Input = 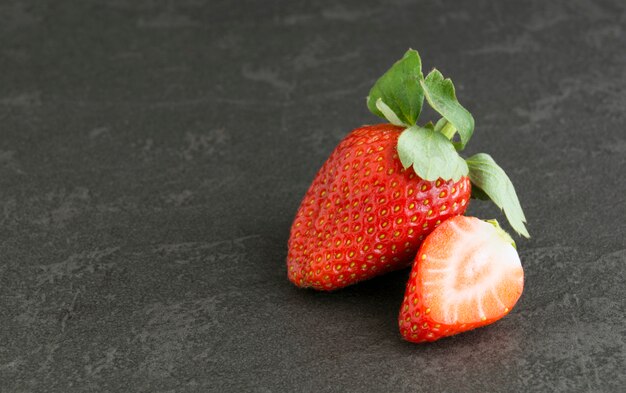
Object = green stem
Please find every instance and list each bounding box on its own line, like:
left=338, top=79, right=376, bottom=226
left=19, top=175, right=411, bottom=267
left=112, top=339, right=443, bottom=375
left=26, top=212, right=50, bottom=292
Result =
left=440, top=122, right=457, bottom=140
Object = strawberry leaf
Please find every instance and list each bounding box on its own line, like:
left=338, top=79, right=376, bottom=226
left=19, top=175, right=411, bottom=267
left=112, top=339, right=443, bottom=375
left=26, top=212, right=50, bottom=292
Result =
left=421, top=69, right=474, bottom=150
left=466, top=153, right=530, bottom=238
left=397, top=125, right=468, bottom=182
left=367, top=49, right=424, bottom=126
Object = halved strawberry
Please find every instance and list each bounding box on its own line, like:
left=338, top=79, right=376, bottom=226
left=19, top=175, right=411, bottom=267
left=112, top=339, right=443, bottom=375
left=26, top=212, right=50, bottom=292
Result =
left=399, top=216, right=524, bottom=343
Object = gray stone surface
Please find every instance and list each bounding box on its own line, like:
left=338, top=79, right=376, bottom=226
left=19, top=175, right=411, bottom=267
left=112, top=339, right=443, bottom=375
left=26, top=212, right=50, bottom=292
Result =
left=0, top=0, right=624, bottom=391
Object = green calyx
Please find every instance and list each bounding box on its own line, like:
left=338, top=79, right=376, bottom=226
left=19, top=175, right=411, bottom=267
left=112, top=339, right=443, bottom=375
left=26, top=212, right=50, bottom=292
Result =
left=367, top=49, right=529, bottom=238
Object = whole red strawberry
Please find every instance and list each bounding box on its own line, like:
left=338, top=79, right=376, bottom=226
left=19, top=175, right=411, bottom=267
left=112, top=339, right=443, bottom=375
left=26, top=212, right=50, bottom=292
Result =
left=288, top=49, right=529, bottom=291
left=288, top=124, right=471, bottom=290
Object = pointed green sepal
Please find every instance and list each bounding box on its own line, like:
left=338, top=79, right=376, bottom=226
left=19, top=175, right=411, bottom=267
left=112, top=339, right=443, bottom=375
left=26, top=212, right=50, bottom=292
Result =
left=466, top=153, right=530, bottom=238
left=421, top=69, right=474, bottom=149
left=367, top=49, right=424, bottom=126
left=397, top=125, right=468, bottom=182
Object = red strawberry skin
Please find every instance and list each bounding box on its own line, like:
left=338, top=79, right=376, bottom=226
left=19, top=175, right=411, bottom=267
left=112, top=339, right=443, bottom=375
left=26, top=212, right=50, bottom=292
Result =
left=398, top=216, right=524, bottom=343
left=287, top=124, right=471, bottom=291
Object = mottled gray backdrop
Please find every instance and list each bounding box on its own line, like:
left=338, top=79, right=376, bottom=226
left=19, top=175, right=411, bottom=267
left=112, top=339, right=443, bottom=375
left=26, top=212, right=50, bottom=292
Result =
left=0, top=0, right=624, bottom=392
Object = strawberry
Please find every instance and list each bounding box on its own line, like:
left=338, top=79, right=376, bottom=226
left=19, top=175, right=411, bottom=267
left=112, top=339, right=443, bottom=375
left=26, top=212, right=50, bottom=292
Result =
left=287, top=124, right=471, bottom=290
left=398, top=216, right=524, bottom=343
left=288, top=49, right=529, bottom=291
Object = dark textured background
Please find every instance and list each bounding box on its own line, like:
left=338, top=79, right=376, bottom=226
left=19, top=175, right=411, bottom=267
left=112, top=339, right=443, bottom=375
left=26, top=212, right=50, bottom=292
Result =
left=0, top=0, right=625, bottom=392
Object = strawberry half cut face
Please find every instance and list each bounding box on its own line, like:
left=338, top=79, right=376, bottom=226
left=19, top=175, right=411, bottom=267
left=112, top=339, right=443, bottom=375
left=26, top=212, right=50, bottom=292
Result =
left=399, top=216, right=524, bottom=343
